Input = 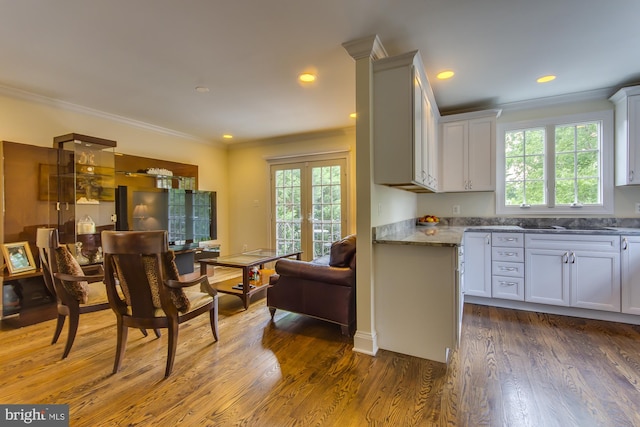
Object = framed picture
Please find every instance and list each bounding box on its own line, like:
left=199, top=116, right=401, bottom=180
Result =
left=2, top=241, right=37, bottom=275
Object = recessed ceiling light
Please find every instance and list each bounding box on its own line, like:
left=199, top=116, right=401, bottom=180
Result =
left=349, top=112, right=357, bottom=119
left=195, top=86, right=210, bottom=93
left=298, top=73, right=317, bottom=83
left=436, top=70, right=455, bottom=80
left=222, top=134, right=233, bottom=140
left=536, top=75, right=556, bottom=83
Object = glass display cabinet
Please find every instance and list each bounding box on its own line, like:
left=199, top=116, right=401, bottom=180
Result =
left=53, top=133, right=117, bottom=265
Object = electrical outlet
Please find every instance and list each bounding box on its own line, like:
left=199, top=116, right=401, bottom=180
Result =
left=636, top=203, right=640, bottom=214
left=242, top=244, right=248, bottom=252
left=452, top=205, right=461, bottom=215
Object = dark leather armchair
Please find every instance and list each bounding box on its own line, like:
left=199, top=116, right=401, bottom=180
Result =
left=267, top=235, right=356, bottom=335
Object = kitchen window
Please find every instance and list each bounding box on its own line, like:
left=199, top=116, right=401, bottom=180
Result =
left=496, top=110, right=613, bottom=215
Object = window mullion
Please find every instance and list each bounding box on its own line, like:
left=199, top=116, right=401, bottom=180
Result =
left=546, top=124, right=555, bottom=208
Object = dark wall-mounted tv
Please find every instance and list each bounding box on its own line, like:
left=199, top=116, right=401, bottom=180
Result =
left=116, top=186, right=217, bottom=245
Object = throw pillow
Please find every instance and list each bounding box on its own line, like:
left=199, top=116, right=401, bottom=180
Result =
left=140, top=251, right=190, bottom=313
left=54, top=246, right=89, bottom=304
left=329, top=235, right=356, bottom=267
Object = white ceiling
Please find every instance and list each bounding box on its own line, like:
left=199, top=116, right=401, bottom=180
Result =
left=1, top=0, right=639, bottom=144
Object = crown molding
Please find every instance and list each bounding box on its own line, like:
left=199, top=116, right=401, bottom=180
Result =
left=0, top=84, right=212, bottom=144
left=498, top=87, right=614, bottom=112
left=343, top=35, right=387, bottom=61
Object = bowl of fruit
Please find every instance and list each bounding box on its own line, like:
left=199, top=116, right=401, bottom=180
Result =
left=418, top=215, right=440, bottom=227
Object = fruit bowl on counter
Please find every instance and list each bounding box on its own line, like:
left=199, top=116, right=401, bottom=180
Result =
left=418, top=215, right=439, bottom=227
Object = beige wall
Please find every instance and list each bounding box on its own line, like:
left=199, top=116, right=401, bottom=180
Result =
left=0, top=91, right=229, bottom=248
left=227, top=128, right=356, bottom=256
left=418, top=98, right=640, bottom=219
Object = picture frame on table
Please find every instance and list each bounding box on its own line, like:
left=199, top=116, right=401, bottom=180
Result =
left=2, top=241, right=36, bottom=275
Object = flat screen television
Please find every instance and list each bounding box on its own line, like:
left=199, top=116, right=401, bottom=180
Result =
left=116, top=186, right=217, bottom=245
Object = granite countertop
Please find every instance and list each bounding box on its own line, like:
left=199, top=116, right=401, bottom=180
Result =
left=373, top=225, right=466, bottom=247
left=373, top=223, right=640, bottom=247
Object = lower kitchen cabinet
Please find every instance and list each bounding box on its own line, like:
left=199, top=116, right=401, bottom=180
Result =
left=463, top=232, right=491, bottom=297
left=621, top=235, right=640, bottom=314
left=525, top=234, right=621, bottom=312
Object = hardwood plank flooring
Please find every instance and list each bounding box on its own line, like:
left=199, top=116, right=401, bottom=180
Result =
left=1, top=279, right=640, bottom=427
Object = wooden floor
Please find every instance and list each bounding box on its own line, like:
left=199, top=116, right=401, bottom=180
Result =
left=1, top=276, right=640, bottom=426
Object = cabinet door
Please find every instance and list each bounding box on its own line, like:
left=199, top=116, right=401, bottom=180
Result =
left=425, top=93, right=438, bottom=190
left=467, top=117, right=495, bottom=191
left=621, top=236, right=640, bottom=314
left=629, top=95, right=640, bottom=184
left=463, top=232, right=492, bottom=297
left=570, top=250, right=621, bottom=312
left=413, top=71, right=425, bottom=184
left=441, top=121, right=467, bottom=192
left=525, top=248, right=570, bottom=306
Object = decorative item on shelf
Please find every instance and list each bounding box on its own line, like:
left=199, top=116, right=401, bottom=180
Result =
left=2, top=241, right=36, bottom=275
left=77, top=175, right=102, bottom=203
left=418, top=215, right=440, bottom=227
left=73, top=242, right=90, bottom=265
left=77, top=214, right=96, bottom=234
left=92, top=247, right=103, bottom=264
left=146, top=167, right=173, bottom=176
left=249, top=266, right=260, bottom=284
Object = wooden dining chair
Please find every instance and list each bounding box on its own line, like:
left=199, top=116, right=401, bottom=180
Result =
left=36, top=227, right=111, bottom=359
left=101, top=230, right=219, bottom=378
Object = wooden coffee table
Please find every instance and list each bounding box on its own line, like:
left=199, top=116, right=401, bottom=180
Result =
left=199, top=249, right=302, bottom=309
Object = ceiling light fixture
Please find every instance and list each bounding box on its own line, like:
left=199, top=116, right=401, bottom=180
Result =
left=298, top=73, right=317, bottom=83
left=222, top=134, right=233, bottom=140
left=436, top=70, right=455, bottom=80
left=536, top=75, right=556, bottom=83
left=195, top=86, right=210, bottom=93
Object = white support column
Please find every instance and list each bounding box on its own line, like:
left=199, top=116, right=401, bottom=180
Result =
left=342, top=35, right=386, bottom=356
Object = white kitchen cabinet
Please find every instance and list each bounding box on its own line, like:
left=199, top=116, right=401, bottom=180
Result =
left=525, top=234, right=620, bottom=312
left=463, top=231, right=492, bottom=297
left=440, top=110, right=500, bottom=192
left=491, top=232, right=525, bottom=301
left=610, top=85, right=640, bottom=186
left=525, top=247, right=570, bottom=306
left=621, top=235, right=640, bottom=314
left=373, top=50, right=440, bottom=193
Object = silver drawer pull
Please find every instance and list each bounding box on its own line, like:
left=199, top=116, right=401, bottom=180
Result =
left=500, top=251, right=517, bottom=256
left=499, top=266, right=518, bottom=272
left=500, top=237, right=517, bottom=241
left=499, top=281, right=518, bottom=287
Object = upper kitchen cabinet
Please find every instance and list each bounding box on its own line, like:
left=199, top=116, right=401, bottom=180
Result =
left=610, top=85, right=640, bottom=186
left=373, top=50, right=440, bottom=193
left=440, top=109, right=500, bottom=192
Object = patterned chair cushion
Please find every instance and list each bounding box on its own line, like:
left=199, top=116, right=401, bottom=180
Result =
left=54, top=246, right=89, bottom=304
left=140, top=251, right=191, bottom=313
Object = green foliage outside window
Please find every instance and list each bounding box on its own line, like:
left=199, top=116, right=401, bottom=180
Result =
left=504, top=121, right=601, bottom=207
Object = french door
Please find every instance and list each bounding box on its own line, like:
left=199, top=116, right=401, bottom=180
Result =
left=271, top=158, right=347, bottom=261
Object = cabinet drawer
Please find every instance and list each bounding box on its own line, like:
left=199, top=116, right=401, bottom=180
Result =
left=492, top=261, right=524, bottom=277
left=492, top=276, right=525, bottom=301
left=492, top=232, right=524, bottom=247
left=492, top=246, right=524, bottom=262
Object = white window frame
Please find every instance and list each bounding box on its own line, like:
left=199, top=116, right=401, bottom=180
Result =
left=496, top=110, right=614, bottom=215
